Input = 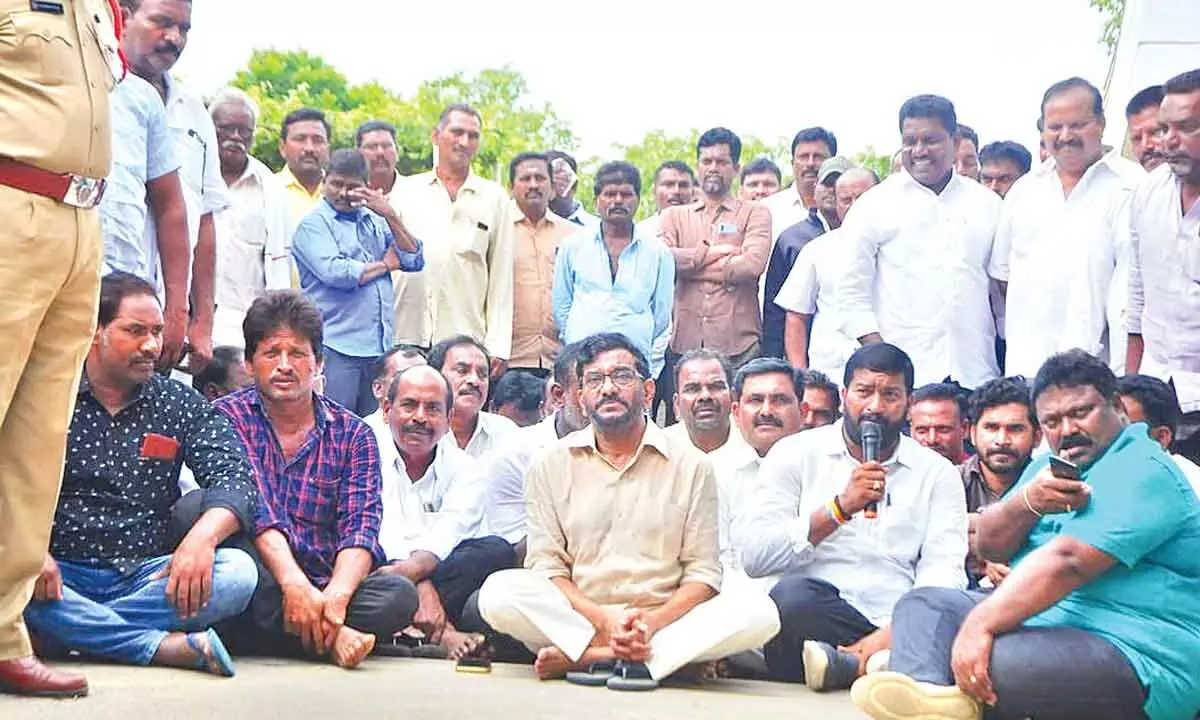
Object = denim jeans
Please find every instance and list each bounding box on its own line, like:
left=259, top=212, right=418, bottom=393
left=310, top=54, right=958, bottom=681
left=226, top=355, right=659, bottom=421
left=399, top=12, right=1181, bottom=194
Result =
left=24, top=549, right=258, bottom=666
left=891, top=587, right=1148, bottom=720
left=322, top=347, right=381, bottom=417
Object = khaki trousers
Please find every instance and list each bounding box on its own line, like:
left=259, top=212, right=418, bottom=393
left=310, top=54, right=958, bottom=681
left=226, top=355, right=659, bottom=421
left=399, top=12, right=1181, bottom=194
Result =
left=0, top=186, right=101, bottom=660
left=477, top=569, right=781, bottom=680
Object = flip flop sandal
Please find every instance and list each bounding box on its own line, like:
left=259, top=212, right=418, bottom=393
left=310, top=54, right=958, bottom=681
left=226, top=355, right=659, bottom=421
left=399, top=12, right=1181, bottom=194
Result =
left=410, top=643, right=449, bottom=659
left=565, top=659, right=618, bottom=686
left=188, top=629, right=236, bottom=677
left=606, top=661, right=659, bottom=692
left=454, top=636, right=493, bottom=674
left=373, top=637, right=414, bottom=658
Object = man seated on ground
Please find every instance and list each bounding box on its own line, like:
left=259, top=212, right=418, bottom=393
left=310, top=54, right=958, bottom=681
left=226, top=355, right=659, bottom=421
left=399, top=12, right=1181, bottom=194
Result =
left=373, top=365, right=516, bottom=659
left=476, top=333, right=780, bottom=689
left=490, top=370, right=548, bottom=428
left=428, top=335, right=518, bottom=458
left=797, top=369, right=842, bottom=430
left=1118, top=374, right=1200, bottom=494
left=484, top=343, right=590, bottom=556
left=725, top=359, right=806, bottom=579
left=737, top=343, right=968, bottom=692
left=666, top=349, right=738, bottom=453
left=959, top=377, right=1041, bottom=589
left=192, top=346, right=252, bottom=401
left=853, top=350, right=1200, bottom=720
left=362, top=344, right=427, bottom=430
left=25, top=272, right=258, bottom=678
left=215, top=291, right=418, bottom=669
left=911, top=382, right=971, bottom=465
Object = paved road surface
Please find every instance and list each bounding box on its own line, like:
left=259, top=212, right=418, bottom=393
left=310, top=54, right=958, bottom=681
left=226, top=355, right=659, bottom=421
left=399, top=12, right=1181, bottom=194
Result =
left=1, top=657, right=868, bottom=720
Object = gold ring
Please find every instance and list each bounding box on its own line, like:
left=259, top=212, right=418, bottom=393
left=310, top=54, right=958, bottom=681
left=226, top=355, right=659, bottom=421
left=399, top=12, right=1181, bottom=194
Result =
left=969, top=674, right=978, bottom=684
left=873, top=481, right=881, bottom=491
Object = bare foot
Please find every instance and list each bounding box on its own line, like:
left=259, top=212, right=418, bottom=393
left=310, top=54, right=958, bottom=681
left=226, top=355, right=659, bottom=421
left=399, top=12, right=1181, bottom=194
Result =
left=534, top=646, right=614, bottom=680
left=332, top=626, right=376, bottom=669
left=668, top=660, right=726, bottom=685
left=443, top=629, right=488, bottom=662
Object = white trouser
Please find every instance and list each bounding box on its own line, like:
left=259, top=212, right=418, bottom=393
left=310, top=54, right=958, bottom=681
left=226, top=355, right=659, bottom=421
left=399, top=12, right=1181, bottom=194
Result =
left=477, top=569, right=781, bottom=680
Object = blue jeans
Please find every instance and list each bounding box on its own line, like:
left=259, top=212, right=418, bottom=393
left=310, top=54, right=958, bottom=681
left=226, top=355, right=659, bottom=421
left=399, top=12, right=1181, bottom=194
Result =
left=24, top=549, right=257, bottom=666
left=891, top=587, right=1148, bottom=720
left=322, top=347, right=380, bottom=417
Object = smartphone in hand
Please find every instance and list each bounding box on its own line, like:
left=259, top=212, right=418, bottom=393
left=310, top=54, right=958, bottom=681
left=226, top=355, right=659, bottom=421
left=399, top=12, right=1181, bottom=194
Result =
left=1049, top=455, right=1081, bottom=480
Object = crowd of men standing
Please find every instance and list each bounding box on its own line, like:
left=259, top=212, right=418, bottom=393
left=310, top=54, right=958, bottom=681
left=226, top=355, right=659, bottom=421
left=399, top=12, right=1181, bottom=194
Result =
left=2, top=1, right=1200, bottom=718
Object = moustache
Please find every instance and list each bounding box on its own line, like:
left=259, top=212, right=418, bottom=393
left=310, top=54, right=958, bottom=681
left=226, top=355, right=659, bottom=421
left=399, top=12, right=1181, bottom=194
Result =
left=1054, top=140, right=1083, bottom=151
left=1059, top=434, right=1091, bottom=451
left=458, top=385, right=482, bottom=397
left=598, top=394, right=628, bottom=408
left=155, top=44, right=181, bottom=58
left=801, top=169, right=819, bottom=177
left=985, top=449, right=1017, bottom=460
left=666, top=197, right=688, bottom=206
left=754, top=415, right=783, bottom=428
left=402, top=422, right=432, bottom=436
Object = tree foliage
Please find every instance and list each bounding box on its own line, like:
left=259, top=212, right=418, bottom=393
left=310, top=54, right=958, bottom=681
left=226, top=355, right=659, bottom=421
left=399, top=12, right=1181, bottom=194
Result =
left=1089, top=0, right=1125, bottom=56
left=231, top=50, right=576, bottom=180
left=575, top=129, right=791, bottom=219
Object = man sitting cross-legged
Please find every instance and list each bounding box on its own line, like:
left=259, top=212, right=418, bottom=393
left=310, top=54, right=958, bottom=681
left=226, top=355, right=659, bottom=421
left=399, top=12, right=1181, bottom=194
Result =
left=852, top=350, right=1200, bottom=720
left=476, top=333, right=780, bottom=690
left=373, top=365, right=516, bottom=659
left=24, top=273, right=258, bottom=681
left=216, top=291, right=419, bottom=668
left=737, top=343, right=968, bottom=692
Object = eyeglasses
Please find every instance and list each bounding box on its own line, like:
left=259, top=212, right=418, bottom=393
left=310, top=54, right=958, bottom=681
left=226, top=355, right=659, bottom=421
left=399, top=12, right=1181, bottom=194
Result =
left=582, top=367, right=641, bottom=390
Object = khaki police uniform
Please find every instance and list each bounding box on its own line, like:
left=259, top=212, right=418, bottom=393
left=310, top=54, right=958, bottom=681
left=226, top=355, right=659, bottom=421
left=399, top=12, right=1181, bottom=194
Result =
left=0, top=0, right=116, bottom=660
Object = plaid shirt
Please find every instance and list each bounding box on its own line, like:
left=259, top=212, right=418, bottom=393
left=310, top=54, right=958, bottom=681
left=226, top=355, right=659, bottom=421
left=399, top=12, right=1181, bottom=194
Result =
left=216, top=387, right=384, bottom=587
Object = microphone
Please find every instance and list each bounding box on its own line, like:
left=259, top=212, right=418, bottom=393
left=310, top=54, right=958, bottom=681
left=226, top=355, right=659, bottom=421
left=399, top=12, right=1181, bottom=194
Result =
left=860, top=420, right=882, bottom=519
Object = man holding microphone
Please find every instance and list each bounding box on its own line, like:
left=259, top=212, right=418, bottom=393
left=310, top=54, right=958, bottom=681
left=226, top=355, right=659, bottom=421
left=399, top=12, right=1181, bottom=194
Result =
left=736, top=343, right=968, bottom=691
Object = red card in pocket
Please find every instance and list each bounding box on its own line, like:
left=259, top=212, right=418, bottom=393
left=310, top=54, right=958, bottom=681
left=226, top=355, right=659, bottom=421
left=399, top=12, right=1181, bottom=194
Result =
left=141, top=433, right=180, bottom=461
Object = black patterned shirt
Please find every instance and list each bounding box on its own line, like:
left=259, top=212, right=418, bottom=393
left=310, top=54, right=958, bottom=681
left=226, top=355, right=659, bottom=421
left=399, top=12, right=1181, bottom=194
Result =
left=50, top=372, right=257, bottom=574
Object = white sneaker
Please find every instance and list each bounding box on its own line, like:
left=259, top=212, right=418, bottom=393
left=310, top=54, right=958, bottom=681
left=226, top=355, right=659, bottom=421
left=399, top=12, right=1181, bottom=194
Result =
left=851, top=671, right=981, bottom=720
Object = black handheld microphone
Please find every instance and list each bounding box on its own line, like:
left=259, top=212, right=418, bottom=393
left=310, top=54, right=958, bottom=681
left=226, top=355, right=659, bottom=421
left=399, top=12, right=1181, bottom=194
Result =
left=861, top=420, right=882, bottom=519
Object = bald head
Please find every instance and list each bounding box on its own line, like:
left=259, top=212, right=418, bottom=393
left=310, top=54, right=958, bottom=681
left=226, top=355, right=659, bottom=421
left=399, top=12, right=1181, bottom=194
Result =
left=834, top=168, right=879, bottom=222
left=386, top=365, right=454, bottom=460
left=388, top=364, right=452, bottom=409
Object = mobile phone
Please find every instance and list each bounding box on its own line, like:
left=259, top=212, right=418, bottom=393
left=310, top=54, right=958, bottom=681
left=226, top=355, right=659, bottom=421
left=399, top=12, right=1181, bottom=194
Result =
left=455, top=656, right=492, bottom=673
left=1048, top=455, right=1080, bottom=480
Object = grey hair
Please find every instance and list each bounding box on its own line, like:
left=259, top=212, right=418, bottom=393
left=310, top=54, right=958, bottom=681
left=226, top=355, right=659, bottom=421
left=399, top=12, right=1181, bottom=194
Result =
left=208, top=86, right=260, bottom=128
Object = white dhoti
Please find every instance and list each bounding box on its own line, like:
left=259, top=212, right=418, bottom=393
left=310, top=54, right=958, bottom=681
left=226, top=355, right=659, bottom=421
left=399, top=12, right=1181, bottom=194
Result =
left=477, top=568, right=781, bottom=680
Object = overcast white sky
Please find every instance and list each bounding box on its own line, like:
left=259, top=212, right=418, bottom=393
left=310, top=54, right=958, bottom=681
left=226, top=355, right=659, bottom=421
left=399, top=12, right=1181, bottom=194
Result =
left=175, top=0, right=1113, bottom=160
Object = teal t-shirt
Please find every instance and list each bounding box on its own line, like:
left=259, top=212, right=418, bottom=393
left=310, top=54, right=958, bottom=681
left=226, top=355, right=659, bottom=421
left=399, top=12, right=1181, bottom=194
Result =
left=1009, top=423, right=1200, bottom=720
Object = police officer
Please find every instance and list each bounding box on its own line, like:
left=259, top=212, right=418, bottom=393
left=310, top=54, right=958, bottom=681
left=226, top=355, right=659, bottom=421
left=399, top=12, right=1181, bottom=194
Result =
left=0, top=0, right=119, bottom=698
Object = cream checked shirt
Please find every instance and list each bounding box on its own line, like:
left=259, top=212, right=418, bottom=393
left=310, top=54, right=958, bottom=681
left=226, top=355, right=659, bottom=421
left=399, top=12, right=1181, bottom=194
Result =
left=524, top=421, right=722, bottom=609
left=391, top=172, right=514, bottom=358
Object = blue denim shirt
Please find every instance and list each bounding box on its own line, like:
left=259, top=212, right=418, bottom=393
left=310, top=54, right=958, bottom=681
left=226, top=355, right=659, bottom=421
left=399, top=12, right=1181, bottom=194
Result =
left=552, top=226, right=674, bottom=377
left=292, top=199, right=424, bottom=358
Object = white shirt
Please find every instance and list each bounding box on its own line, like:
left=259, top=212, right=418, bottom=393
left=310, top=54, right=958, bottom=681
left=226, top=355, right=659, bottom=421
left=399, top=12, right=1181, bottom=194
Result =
left=992, top=153, right=1143, bottom=377
left=1127, top=165, right=1200, bottom=411
left=737, top=421, right=968, bottom=626
left=763, top=186, right=808, bottom=243
left=213, top=156, right=292, bottom=349
left=1172, top=453, right=1200, bottom=497
left=460, top=411, right=519, bottom=460
left=775, top=228, right=858, bottom=384
left=839, top=172, right=1001, bottom=387
left=484, top=413, right=562, bottom=543
left=635, top=213, right=661, bottom=239
left=373, top=426, right=486, bottom=562
left=146, top=74, right=230, bottom=295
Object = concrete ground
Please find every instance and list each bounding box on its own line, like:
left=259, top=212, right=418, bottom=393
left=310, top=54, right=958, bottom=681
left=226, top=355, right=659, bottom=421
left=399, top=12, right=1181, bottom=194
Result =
left=1, top=657, right=868, bottom=720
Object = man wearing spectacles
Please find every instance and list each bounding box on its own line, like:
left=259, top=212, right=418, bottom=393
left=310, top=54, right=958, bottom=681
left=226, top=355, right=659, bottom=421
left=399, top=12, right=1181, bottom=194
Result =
left=208, top=87, right=292, bottom=351
left=990, top=76, right=1145, bottom=380
left=476, top=333, right=779, bottom=689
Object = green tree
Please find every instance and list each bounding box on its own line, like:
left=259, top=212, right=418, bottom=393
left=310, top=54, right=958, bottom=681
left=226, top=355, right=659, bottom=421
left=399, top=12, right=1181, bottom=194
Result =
left=1089, top=0, right=1125, bottom=56
left=574, top=129, right=790, bottom=219
left=231, top=51, right=576, bottom=180
left=853, top=146, right=894, bottom=180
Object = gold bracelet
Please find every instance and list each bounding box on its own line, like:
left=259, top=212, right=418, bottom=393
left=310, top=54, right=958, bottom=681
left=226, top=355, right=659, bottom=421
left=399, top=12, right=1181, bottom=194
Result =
left=1021, top=486, right=1043, bottom=518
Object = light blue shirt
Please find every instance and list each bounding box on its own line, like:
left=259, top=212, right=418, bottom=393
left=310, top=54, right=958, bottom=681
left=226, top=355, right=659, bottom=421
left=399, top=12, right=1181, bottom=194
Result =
left=99, top=74, right=178, bottom=281
left=292, top=199, right=425, bottom=358
left=1012, top=423, right=1200, bottom=720
left=552, top=226, right=674, bottom=377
